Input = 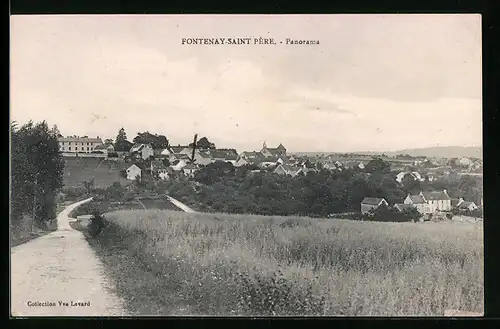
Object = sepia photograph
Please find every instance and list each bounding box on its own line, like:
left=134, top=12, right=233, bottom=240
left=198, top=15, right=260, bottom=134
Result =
left=10, top=14, right=482, bottom=317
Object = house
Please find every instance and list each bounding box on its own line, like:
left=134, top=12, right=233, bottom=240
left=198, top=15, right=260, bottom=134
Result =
left=276, top=156, right=289, bottom=165
left=323, top=163, right=337, bottom=171
left=403, top=194, right=430, bottom=214
left=234, top=158, right=249, bottom=167
left=260, top=142, right=286, bottom=158
left=169, top=145, right=190, bottom=154
left=207, top=149, right=238, bottom=163
left=238, top=151, right=268, bottom=166
left=358, top=162, right=365, bottom=170
left=457, top=201, right=479, bottom=211
left=158, top=147, right=174, bottom=159
left=93, top=144, right=110, bottom=158
left=421, top=190, right=452, bottom=212
left=301, top=167, right=317, bottom=175
left=178, top=146, right=196, bottom=156
left=171, top=158, right=189, bottom=171
left=411, top=172, right=423, bottom=181
left=182, top=163, right=199, bottom=177
left=404, top=190, right=452, bottom=214
left=129, top=143, right=154, bottom=160
left=394, top=203, right=416, bottom=212
left=126, top=164, right=142, bottom=180
left=153, top=148, right=164, bottom=156
left=451, top=198, right=464, bottom=208
left=396, top=171, right=424, bottom=183
left=151, top=160, right=171, bottom=180
left=193, top=151, right=214, bottom=166
left=274, top=164, right=303, bottom=177
left=396, top=172, right=407, bottom=183
left=58, top=136, right=103, bottom=154
left=360, top=197, right=389, bottom=215
left=458, top=157, right=473, bottom=167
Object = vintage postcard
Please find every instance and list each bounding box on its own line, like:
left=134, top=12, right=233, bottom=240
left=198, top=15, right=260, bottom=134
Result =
left=10, top=14, right=482, bottom=317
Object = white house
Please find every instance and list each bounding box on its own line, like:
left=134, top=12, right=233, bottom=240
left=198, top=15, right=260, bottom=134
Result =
left=457, top=200, right=479, bottom=211
left=394, top=203, right=416, bottom=212
left=160, top=147, right=173, bottom=157
left=182, top=163, right=199, bottom=177
left=396, top=171, right=424, bottom=183
left=234, top=158, right=249, bottom=167
left=126, top=164, right=142, bottom=180
left=274, top=164, right=303, bottom=177
left=358, top=162, right=365, bottom=169
left=193, top=151, right=214, bottom=166
left=361, top=197, right=389, bottom=215
left=130, top=143, right=154, bottom=160
left=459, top=157, right=473, bottom=167
left=172, top=159, right=188, bottom=171
left=403, top=194, right=430, bottom=214
left=404, top=190, right=452, bottom=214
left=58, top=136, right=103, bottom=154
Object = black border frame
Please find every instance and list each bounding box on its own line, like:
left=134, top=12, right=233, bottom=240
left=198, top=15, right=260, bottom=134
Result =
left=7, top=0, right=499, bottom=327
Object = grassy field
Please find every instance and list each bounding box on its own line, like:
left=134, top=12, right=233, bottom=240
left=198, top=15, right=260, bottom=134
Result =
left=89, top=210, right=483, bottom=316
left=63, top=157, right=131, bottom=188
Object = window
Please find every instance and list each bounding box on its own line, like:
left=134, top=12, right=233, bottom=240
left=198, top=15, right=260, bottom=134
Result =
left=82, top=147, right=84, bottom=151
left=69, top=147, right=71, bottom=150
left=87, top=147, right=89, bottom=151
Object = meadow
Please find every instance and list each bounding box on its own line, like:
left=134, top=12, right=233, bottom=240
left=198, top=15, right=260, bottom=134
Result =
left=89, top=209, right=484, bottom=316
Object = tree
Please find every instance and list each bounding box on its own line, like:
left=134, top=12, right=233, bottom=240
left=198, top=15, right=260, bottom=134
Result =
left=104, top=139, right=114, bottom=146
left=364, top=158, right=392, bottom=174
left=402, top=173, right=421, bottom=194
left=190, top=136, right=215, bottom=149
left=51, top=124, right=63, bottom=138
left=133, top=131, right=169, bottom=149
left=114, top=128, right=132, bottom=152
left=11, top=120, right=65, bottom=228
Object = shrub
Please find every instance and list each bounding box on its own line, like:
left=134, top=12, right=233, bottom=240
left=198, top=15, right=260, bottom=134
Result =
left=88, top=210, right=105, bottom=238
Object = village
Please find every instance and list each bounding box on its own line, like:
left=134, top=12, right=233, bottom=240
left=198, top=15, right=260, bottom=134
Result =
left=57, top=134, right=483, bottom=220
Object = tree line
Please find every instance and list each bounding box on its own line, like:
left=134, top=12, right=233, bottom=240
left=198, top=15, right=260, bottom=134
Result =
left=113, top=127, right=216, bottom=152
left=11, top=121, right=65, bottom=229
left=157, top=159, right=483, bottom=219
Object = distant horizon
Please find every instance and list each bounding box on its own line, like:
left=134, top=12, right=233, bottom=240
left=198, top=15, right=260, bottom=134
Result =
left=13, top=118, right=482, bottom=155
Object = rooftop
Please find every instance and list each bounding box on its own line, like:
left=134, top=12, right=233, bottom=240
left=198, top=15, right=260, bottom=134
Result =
left=58, top=136, right=102, bottom=143
left=361, top=197, right=387, bottom=206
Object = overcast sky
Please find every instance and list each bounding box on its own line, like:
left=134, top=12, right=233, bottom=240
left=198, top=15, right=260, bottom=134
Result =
left=10, top=14, right=482, bottom=153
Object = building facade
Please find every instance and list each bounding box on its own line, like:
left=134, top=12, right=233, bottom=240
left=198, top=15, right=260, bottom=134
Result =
left=58, top=136, right=103, bottom=153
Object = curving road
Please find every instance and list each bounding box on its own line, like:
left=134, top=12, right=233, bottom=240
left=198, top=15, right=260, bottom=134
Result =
left=10, top=198, right=127, bottom=317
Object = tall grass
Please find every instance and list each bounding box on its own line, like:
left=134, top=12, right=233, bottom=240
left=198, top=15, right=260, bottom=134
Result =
left=91, top=210, right=483, bottom=316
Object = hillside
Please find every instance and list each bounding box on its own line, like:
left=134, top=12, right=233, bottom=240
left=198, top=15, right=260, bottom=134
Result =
left=63, top=157, right=132, bottom=188
left=87, top=209, right=483, bottom=316
left=292, top=146, right=482, bottom=159
left=383, top=146, right=482, bottom=159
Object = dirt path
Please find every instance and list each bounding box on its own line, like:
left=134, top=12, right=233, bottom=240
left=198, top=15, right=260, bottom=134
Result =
left=10, top=198, right=127, bottom=317
left=166, top=195, right=196, bottom=213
